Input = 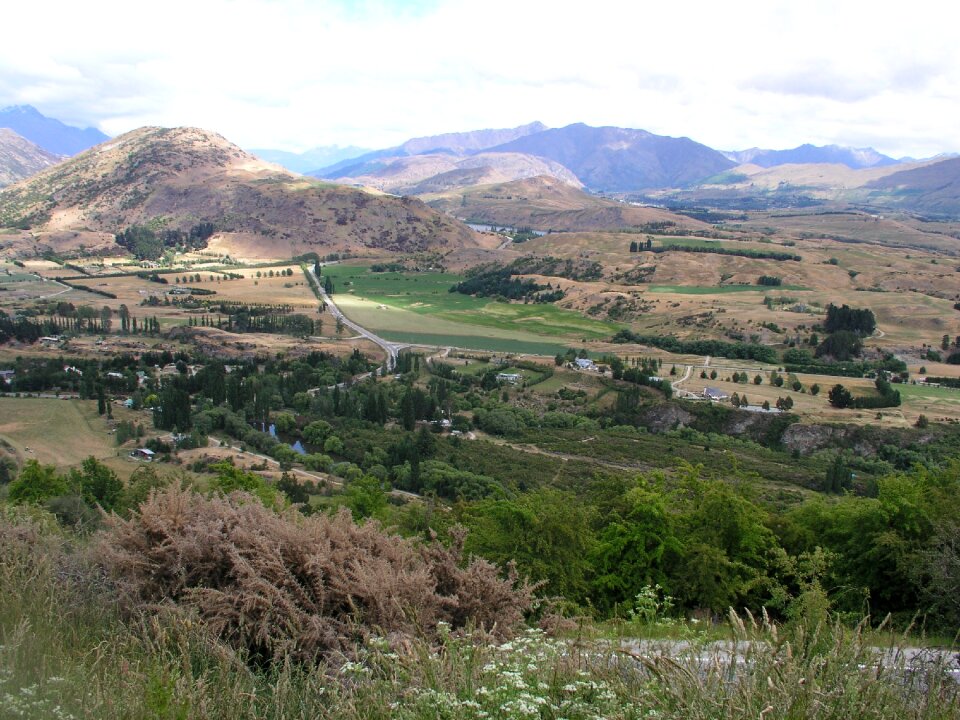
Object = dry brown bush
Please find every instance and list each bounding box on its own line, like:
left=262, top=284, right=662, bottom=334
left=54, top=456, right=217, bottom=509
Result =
left=97, top=485, right=536, bottom=663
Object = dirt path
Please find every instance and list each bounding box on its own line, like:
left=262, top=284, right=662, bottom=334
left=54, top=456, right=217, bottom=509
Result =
left=672, top=364, right=693, bottom=389
left=487, top=437, right=653, bottom=474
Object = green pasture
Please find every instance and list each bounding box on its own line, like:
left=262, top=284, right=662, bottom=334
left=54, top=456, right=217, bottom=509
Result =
left=324, top=265, right=622, bottom=352
left=899, top=382, right=960, bottom=402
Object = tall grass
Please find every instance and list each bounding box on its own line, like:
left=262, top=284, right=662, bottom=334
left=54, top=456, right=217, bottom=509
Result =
left=2, top=504, right=958, bottom=719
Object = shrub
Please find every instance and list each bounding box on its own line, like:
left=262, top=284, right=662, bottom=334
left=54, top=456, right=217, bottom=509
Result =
left=98, top=485, right=535, bottom=664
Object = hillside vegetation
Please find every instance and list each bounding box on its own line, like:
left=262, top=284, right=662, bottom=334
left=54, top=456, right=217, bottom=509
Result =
left=0, top=129, right=62, bottom=187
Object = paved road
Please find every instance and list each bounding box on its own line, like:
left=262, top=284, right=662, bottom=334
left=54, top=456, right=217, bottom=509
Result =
left=305, top=265, right=406, bottom=371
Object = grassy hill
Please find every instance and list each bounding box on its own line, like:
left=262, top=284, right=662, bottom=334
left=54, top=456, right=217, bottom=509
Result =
left=424, top=175, right=714, bottom=233
left=0, top=126, right=483, bottom=259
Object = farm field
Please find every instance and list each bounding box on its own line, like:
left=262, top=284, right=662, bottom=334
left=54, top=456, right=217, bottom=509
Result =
left=511, top=229, right=960, bottom=349
left=0, top=263, right=324, bottom=333
left=898, top=382, right=960, bottom=422
left=323, top=265, right=621, bottom=352
left=0, top=397, right=132, bottom=470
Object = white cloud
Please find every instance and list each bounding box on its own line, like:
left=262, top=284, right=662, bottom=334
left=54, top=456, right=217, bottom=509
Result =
left=1, top=0, right=958, bottom=157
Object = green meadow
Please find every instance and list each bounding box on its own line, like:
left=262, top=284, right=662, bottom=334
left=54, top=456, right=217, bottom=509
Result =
left=323, top=265, right=620, bottom=352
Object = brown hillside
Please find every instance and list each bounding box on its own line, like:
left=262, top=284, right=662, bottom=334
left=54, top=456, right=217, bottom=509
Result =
left=0, top=128, right=62, bottom=187
left=424, top=175, right=713, bottom=233
left=0, top=126, right=482, bottom=258
left=721, top=162, right=920, bottom=192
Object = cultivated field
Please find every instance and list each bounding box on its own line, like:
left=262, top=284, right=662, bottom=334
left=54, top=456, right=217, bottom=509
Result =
left=323, top=264, right=620, bottom=353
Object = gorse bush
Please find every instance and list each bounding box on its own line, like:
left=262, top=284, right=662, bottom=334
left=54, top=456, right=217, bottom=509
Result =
left=98, top=485, right=536, bottom=664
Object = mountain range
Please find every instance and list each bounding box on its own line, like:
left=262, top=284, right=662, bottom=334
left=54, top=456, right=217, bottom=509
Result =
left=308, top=123, right=917, bottom=197
left=0, top=105, right=109, bottom=156
left=3, top=106, right=960, bottom=225
left=723, top=144, right=898, bottom=169
left=315, top=121, right=549, bottom=178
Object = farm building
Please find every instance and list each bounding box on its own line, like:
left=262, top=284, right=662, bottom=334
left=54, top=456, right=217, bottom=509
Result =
left=496, top=373, right=522, bottom=384
left=130, top=448, right=155, bottom=461
left=703, top=387, right=729, bottom=401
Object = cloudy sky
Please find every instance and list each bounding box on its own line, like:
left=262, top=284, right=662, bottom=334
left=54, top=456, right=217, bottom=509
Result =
left=1, top=0, right=957, bottom=157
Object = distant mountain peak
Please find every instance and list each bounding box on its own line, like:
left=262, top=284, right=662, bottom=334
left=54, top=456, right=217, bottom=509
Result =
left=485, top=123, right=735, bottom=191
left=313, top=121, right=551, bottom=179
left=0, top=104, right=109, bottom=156
left=399, top=121, right=548, bottom=156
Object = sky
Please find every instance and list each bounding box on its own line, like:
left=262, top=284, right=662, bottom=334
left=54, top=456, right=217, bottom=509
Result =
left=1, top=0, right=958, bottom=158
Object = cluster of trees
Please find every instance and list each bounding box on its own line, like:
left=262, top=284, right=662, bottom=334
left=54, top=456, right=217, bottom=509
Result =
left=451, top=267, right=559, bottom=302
left=220, top=312, right=318, bottom=337
left=824, top=303, right=876, bottom=335
left=0, top=308, right=162, bottom=345
left=783, top=347, right=906, bottom=378
left=923, top=376, right=960, bottom=388
left=454, top=256, right=602, bottom=301
left=116, top=222, right=216, bottom=260
left=810, top=304, right=876, bottom=363
left=507, top=256, right=603, bottom=282
left=628, top=238, right=654, bottom=252
left=604, top=355, right=672, bottom=399
left=612, top=329, right=778, bottom=363
left=4, top=457, right=166, bottom=526
left=454, top=462, right=960, bottom=628
left=828, top=375, right=901, bottom=410
left=757, top=275, right=782, bottom=286
left=650, top=245, right=801, bottom=261
left=369, top=262, right=407, bottom=273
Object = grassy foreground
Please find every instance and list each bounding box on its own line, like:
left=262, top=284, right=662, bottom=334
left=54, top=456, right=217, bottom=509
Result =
left=1, top=504, right=958, bottom=720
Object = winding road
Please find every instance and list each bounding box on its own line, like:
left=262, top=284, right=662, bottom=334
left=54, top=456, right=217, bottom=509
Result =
left=305, top=265, right=406, bottom=372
